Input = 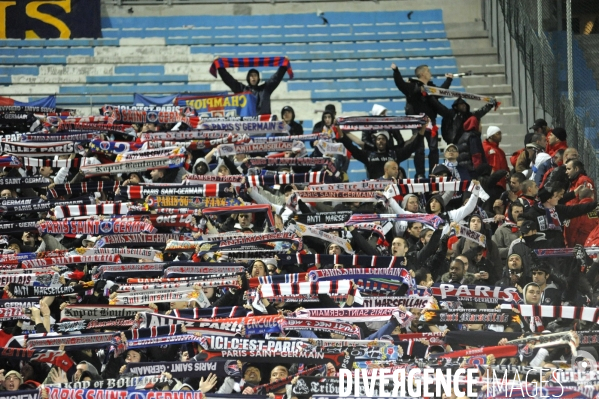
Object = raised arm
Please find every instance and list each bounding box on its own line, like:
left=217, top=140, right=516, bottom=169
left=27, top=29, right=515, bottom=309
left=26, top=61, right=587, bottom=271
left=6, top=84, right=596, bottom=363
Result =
left=216, top=58, right=246, bottom=93
left=263, top=64, right=288, bottom=93
left=391, top=63, right=412, bottom=96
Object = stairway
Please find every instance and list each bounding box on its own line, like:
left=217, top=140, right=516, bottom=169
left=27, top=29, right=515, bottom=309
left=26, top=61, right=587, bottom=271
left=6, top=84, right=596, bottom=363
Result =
left=446, top=22, right=526, bottom=161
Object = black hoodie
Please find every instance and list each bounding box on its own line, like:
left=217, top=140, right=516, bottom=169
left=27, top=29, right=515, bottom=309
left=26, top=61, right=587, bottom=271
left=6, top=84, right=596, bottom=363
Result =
left=281, top=106, right=304, bottom=136
left=431, top=97, right=494, bottom=144
left=217, top=66, right=287, bottom=115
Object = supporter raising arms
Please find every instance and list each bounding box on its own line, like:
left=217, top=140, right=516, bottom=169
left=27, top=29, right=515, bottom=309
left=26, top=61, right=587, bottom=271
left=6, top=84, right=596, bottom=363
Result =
left=214, top=56, right=289, bottom=115
left=337, top=117, right=427, bottom=179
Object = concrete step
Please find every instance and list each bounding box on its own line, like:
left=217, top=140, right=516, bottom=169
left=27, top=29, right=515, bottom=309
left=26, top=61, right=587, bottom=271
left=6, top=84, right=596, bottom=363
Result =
left=455, top=55, right=500, bottom=67
left=449, top=38, right=492, bottom=49
left=482, top=112, right=521, bottom=125
left=462, top=75, right=507, bottom=86
left=452, top=47, right=497, bottom=57
left=446, top=29, right=488, bottom=40
left=458, top=64, right=506, bottom=75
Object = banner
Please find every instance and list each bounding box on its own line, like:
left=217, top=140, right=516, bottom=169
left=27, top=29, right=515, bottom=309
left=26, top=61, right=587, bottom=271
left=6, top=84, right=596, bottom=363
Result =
left=0, top=141, right=74, bottom=156
left=133, top=93, right=179, bottom=107
left=177, top=92, right=258, bottom=117
left=0, top=95, right=56, bottom=112
left=1, top=0, right=101, bottom=39
left=46, top=388, right=204, bottom=399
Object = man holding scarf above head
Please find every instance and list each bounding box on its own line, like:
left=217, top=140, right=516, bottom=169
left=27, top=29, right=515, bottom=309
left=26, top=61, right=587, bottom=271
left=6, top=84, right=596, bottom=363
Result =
left=391, top=63, right=453, bottom=178
left=215, top=56, right=289, bottom=115
left=338, top=118, right=427, bottom=179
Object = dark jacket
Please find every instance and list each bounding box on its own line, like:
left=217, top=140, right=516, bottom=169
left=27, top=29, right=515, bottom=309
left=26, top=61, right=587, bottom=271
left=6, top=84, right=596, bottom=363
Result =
left=523, top=200, right=598, bottom=247
left=432, top=97, right=494, bottom=144
left=281, top=105, right=303, bottom=136
left=218, top=66, right=287, bottom=115
left=457, top=117, right=487, bottom=172
left=392, top=69, right=452, bottom=122
left=338, top=132, right=423, bottom=179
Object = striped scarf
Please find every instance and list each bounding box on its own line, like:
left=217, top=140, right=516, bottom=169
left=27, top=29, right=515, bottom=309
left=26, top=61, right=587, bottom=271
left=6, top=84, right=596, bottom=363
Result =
left=253, top=132, right=332, bottom=143
left=22, top=132, right=99, bottom=142
left=210, top=56, right=293, bottom=78
left=384, top=180, right=471, bottom=196
left=512, top=304, right=599, bottom=324
left=202, top=204, right=275, bottom=230
left=47, top=181, right=120, bottom=199
left=165, top=232, right=300, bottom=252
left=173, top=306, right=247, bottom=319
left=245, top=171, right=332, bottom=187
left=309, top=268, right=413, bottom=286
left=293, top=211, right=353, bottom=224
left=347, top=213, right=444, bottom=229
left=96, top=263, right=165, bottom=279
left=249, top=273, right=306, bottom=289
left=184, top=174, right=245, bottom=184
left=308, top=181, right=390, bottom=192
left=53, top=202, right=129, bottom=218
left=0, top=197, right=94, bottom=216
left=82, top=248, right=162, bottom=261
left=109, top=287, right=208, bottom=306
left=246, top=157, right=336, bottom=173
left=423, top=85, right=499, bottom=109
left=164, top=265, right=246, bottom=277
left=258, top=280, right=359, bottom=299
left=21, top=157, right=81, bottom=169
left=55, top=317, right=135, bottom=332
left=293, top=307, right=397, bottom=322
left=139, top=130, right=230, bottom=142
left=199, top=120, right=288, bottom=135
left=0, top=155, right=22, bottom=168
left=422, top=308, right=516, bottom=324
left=280, top=318, right=361, bottom=338
left=280, top=254, right=407, bottom=269
left=116, top=146, right=183, bottom=162
left=336, top=115, right=427, bottom=131
left=291, top=190, right=386, bottom=203
left=27, top=333, right=115, bottom=350
left=0, top=347, right=74, bottom=372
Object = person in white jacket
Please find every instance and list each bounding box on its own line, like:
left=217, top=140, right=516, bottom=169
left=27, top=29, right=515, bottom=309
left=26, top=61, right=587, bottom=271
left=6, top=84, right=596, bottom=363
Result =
left=386, top=180, right=481, bottom=235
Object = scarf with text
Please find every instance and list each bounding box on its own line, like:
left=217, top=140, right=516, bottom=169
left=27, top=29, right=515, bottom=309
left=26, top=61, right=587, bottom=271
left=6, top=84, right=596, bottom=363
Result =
left=198, top=120, right=288, bottom=135
left=21, top=254, right=121, bottom=268
left=210, top=56, right=293, bottom=78
left=292, top=190, right=383, bottom=203
left=138, top=312, right=283, bottom=336
left=46, top=388, right=204, bottom=399
left=146, top=196, right=241, bottom=209
left=293, top=211, right=353, bottom=224
left=432, top=345, right=518, bottom=360
left=347, top=213, right=444, bottom=229
left=109, top=287, right=205, bottom=306
left=165, top=233, right=300, bottom=253
left=422, top=308, right=516, bottom=324
left=0, top=273, right=58, bottom=288
left=23, top=133, right=98, bottom=142
left=80, top=154, right=186, bottom=176
left=128, top=184, right=233, bottom=199
left=54, top=317, right=135, bottom=332
left=0, top=176, right=51, bottom=188
left=361, top=296, right=432, bottom=309
left=0, top=219, right=42, bottom=234
left=280, top=317, right=361, bottom=338
left=184, top=174, right=246, bottom=184
left=309, top=180, right=390, bottom=192
left=454, top=224, right=486, bottom=247
left=308, top=267, right=412, bottom=284
left=253, top=132, right=332, bottom=143
left=60, top=304, right=153, bottom=321
left=0, top=197, right=95, bottom=215
left=115, top=146, right=184, bottom=162
left=198, top=348, right=350, bottom=367
left=9, top=283, right=90, bottom=298
left=81, top=248, right=163, bottom=262
left=96, top=234, right=189, bottom=248
left=47, top=182, right=120, bottom=199
left=56, top=376, right=168, bottom=390
left=336, top=115, right=427, bottom=131
left=117, top=214, right=198, bottom=231
left=293, top=307, right=398, bottom=323
left=0, top=141, right=75, bottom=156
left=116, top=278, right=239, bottom=293
left=164, top=265, right=247, bottom=277
left=202, top=204, right=275, bottom=230
left=26, top=332, right=116, bottom=350
left=246, top=157, right=336, bottom=173
left=38, top=219, right=156, bottom=235
left=315, top=141, right=350, bottom=157
left=218, top=141, right=304, bottom=156
left=53, top=202, right=129, bottom=218
left=287, top=222, right=353, bottom=254
left=125, top=361, right=238, bottom=378
left=422, top=86, right=500, bottom=110
left=430, top=283, right=522, bottom=304
left=95, top=263, right=165, bottom=279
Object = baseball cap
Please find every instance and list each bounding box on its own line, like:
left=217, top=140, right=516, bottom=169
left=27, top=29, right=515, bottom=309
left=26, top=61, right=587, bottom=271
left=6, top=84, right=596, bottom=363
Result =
left=444, top=144, right=458, bottom=152
left=520, top=220, right=537, bottom=235
left=529, top=119, right=548, bottom=130
left=4, top=371, right=23, bottom=381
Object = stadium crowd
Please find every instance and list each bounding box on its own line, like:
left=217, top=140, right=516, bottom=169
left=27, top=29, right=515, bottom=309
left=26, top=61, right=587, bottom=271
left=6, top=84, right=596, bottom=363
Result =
left=0, top=59, right=597, bottom=399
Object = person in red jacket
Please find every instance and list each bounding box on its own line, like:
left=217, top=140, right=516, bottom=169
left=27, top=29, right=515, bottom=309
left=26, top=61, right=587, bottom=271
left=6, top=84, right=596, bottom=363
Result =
left=483, top=126, right=508, bottom=189
left=566, top=159, right=595, bottom=205
left=564, top=187, right=598, bottom=246
left=545, top=127, right=568, bottom=157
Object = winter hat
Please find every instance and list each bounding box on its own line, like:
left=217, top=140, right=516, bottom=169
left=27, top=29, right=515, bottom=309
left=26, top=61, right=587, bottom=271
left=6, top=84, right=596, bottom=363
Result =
left=520, top=220, right=537, bottom=235
left=463, top=116, right=479, bottom=132
left=370, top=104, right=387, bottom=116
left=324, top=104, right=337, bottom=116
left=246, top=69, right=260, bottom=85
left=5, top=371, right=23, bottom=381
left=401, top=194, right=418, bottom=209
left=486, top=126, right=501, bottom=139
left=529, top=119, right=547, bottom=131
left=552, top=127, right=567, bottom=142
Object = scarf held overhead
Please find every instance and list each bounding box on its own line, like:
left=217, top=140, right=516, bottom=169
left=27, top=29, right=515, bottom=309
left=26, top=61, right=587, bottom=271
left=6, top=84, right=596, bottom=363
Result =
left=210, top=57, right=294, bottom=79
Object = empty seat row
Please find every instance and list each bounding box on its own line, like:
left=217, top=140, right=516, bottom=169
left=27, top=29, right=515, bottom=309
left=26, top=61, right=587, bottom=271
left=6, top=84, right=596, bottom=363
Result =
left=59, top=83, right=211, bottom=95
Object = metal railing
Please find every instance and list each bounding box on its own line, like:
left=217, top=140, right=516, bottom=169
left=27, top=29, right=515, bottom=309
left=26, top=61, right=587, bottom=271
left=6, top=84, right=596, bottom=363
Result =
left=483, top=0, right=599, bottom=184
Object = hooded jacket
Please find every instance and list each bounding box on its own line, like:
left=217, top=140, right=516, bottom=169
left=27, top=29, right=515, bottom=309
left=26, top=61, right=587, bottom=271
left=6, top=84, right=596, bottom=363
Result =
left=432, top=97, right=494, bottom=144
left=217, top=66, right=287, bottom=115
left=192, top=158, right=210, bottom=175
left=392, top=68, right=452, bottom=122
left=281, top=106, right=303, bottom=136
left=457, top=116, right=487, bottom=171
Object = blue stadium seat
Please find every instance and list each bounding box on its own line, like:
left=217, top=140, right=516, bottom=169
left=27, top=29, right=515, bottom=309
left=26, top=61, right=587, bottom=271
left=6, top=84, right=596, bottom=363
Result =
left=0, top=66, right=38, bottom=75
left=114, top=65, right=165, bottom=74
left=59, top=83, right=211, bottom=95
left=0, top=48, right=93, bottom=57
left=86, top=75, right=188, bottom=84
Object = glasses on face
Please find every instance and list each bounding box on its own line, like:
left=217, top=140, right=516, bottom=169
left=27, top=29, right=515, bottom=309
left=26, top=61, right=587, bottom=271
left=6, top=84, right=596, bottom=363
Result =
left=509, top=269, right=522, bottom=275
